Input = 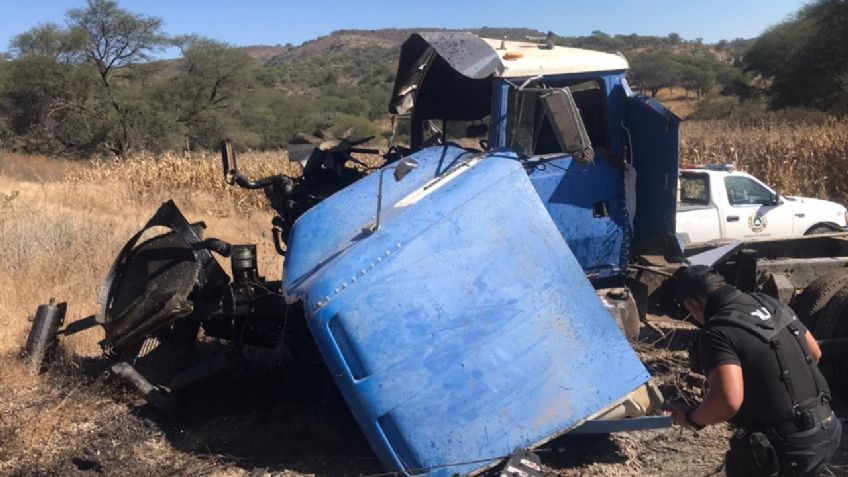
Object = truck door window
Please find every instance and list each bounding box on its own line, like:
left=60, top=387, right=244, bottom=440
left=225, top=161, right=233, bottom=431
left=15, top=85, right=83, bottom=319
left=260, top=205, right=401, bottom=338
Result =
left=724, top=176, right=772, bottom=205
left=679, top=174, right=710, bottom=205
left=506, top=80, right=606, bottom=157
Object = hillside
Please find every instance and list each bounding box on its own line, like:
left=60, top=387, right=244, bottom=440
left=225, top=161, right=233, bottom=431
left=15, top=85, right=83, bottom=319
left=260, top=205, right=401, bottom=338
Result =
left=245, top=27, right=748, bottom=71
left=261, top=28, right=548, bottom=65
left=0, top=22, right=756, bottom=156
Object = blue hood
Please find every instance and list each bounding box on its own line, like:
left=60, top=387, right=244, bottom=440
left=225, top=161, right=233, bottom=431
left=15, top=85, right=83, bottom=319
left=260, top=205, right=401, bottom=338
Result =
left=284, top=145, right=650, bottom=476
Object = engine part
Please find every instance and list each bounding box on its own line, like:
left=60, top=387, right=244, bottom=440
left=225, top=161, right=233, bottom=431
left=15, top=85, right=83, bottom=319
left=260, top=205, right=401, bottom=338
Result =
left=231, top=244, right=259, bottom=286
left=110, top=361, right=176, bottom=411
left=24, top=300, right=66, bottom=372
left=97, top=200, right=229, bottom=351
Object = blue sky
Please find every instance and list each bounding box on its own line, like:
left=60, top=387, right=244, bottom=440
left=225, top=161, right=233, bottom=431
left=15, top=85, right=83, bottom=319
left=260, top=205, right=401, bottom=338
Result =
left=2, top=0, right=805, bottom=55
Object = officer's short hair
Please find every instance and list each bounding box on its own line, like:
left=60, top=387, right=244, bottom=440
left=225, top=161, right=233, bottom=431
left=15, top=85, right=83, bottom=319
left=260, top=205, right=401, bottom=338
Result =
left=673, top=265, right=727, bottom=302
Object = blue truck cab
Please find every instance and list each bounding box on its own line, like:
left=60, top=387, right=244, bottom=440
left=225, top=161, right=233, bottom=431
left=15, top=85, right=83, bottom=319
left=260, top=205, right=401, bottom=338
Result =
left=284, top=32, right=682, bottom=476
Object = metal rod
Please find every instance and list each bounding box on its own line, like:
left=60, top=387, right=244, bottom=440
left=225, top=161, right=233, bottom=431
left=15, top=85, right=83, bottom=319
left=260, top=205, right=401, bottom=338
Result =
left=110, top=362, right=176, bottom=411
left=374, top=169, right=386, bottom=231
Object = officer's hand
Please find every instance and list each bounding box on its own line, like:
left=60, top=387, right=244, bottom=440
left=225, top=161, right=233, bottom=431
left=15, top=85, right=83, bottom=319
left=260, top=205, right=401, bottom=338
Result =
left=671, top=409, right=690, bottom=427
left=661, top=401, right=691, bottom=427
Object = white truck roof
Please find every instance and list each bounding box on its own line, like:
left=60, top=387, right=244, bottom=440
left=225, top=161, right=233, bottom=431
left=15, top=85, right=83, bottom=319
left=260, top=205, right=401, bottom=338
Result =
left=481, top=38, right=630, bottom=77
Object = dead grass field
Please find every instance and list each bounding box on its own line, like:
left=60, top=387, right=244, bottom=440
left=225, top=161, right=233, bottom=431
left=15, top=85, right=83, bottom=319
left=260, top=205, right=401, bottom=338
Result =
left=1, top=118, right=848, bottom=476
left=0, top=151, right=290, bottom=359
left=654, top=88, right=700, bottom=119
left=681, top=115, right=848, bottom=205
left=0, top=150, right=306, bottom=476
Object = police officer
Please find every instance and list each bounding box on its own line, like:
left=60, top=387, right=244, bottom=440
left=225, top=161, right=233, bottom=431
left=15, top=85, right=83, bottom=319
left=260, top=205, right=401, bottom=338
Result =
left=671, top=265, right=841, bottom=477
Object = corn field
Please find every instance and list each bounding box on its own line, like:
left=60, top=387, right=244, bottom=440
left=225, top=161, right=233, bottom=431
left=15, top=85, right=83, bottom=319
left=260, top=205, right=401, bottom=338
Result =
left=681, top=116, right=848, bottom=204
left=69, top=149, right=388, bottom=212
left=66, top=116, right=848, bottom=210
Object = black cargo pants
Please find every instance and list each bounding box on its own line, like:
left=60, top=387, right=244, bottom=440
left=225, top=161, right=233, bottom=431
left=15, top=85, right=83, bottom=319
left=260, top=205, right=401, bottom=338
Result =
left=725, top=414, right=842, bottom=477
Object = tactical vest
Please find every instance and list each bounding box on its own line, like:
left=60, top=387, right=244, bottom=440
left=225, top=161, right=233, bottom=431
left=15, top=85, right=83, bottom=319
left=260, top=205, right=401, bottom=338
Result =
left=703, top=292, right=831, bottom=432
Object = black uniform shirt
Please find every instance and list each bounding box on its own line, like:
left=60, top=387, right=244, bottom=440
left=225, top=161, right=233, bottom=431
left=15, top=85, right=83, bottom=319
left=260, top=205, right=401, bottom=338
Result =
left=697, top=288, right=823, bottom=430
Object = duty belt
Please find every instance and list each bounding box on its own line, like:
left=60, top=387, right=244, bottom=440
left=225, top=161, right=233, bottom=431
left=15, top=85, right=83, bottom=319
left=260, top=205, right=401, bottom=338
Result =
left=767, top=403, right=833, bottom=437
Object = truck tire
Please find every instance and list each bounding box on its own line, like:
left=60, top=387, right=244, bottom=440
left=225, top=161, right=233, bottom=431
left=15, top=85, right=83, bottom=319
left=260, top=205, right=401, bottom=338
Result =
left=814, top=288, right=848, bottom=340
left=789, top=268, right=848, bottom=333
left=828, top=311, right=848, bottom=403
left=810, top=289, right=848, bottom=403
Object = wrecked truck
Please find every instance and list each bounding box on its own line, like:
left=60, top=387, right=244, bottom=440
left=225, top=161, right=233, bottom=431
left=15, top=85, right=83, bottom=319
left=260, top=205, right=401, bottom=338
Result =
left=23, top=31, right=682, bottom=477
left=25, top=32, right=848, bottom=476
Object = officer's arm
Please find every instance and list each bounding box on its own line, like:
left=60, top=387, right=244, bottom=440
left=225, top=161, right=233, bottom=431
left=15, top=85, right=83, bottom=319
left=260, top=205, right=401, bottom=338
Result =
left=804, top=330, right=822, bottom=363
left=691, top=364, right=744, bottom=426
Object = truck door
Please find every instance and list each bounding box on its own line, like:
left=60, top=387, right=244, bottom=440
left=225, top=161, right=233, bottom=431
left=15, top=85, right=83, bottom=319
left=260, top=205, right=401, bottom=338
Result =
left=721, top=174, right=794, bottom=240
left=624, top=96, right=680, bottom=254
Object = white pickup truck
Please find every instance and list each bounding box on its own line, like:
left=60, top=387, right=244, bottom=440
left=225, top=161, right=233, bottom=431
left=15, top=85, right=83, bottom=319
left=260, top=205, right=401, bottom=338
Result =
left=676, top=165, right=847, bottom=244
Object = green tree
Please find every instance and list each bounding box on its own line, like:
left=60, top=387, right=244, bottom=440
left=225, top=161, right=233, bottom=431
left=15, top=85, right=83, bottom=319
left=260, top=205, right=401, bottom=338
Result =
left=4, top=23, right=113, bottom=155
left=745, top=0, right=848, bottom=114
left=68, top=0, right=168, bottom=158
left=9, top=23, right=87, bottom=62
left=629, top=51, right=681, bottom=97
left=0, top=55, right=11, bottom=148
left=168, top=36, right=255, bottom=149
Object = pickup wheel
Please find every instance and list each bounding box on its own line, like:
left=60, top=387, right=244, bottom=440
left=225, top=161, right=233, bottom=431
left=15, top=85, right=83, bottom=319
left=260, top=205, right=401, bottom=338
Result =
left=805, top=223, right=839, bottom=235
left=789, top=268, right=848, bottom=333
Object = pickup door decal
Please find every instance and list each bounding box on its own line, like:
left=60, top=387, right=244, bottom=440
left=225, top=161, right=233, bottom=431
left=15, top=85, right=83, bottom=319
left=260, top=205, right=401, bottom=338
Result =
left=748, top=214, right=768, bottom=232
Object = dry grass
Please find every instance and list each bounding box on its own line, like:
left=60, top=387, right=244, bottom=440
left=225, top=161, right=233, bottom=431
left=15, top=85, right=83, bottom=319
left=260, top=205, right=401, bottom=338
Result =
left=0, top=150, right=296, bottom=475
left=654, top=88, right=700, bottom=119
left=69, top=150, right=302, bottom=212
left=0, top=151, right=286, bottom=358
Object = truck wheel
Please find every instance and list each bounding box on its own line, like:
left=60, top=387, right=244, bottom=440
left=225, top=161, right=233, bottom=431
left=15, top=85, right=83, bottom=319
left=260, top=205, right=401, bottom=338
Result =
left=828, top=310, right=848, bottom=402
left=814, top=288, right=848, bottom=340
left=810, top=289, right=848, bottom=403
left=790, top=268, right=848, bottom=333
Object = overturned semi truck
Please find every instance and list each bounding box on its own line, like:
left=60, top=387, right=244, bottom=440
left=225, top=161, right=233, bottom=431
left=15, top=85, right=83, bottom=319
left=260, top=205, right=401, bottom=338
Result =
left=25, top=32, right=848, bottom=477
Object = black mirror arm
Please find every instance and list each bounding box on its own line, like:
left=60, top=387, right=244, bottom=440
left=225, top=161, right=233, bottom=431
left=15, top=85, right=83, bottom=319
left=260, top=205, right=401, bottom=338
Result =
left=221, top=139, right=294, bottom=192
left=230, top=172, right=293, bottom=191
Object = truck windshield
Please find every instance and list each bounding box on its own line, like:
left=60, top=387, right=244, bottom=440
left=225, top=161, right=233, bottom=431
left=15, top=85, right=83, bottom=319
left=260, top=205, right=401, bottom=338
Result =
left=505, top=79, right=606, bottom=157
left=725, top=176, right=773, bottom=205
left=421, top=119, right=490, bottom=150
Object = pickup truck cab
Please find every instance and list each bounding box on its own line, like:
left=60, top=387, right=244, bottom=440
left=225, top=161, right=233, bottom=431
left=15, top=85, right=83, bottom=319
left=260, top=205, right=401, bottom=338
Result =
left=676, top=164, right=847, bottom=244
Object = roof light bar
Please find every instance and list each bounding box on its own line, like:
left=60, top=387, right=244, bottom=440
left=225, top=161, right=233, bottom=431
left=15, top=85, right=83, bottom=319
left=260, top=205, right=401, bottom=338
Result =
left=680, top=163, right=736, bottom=172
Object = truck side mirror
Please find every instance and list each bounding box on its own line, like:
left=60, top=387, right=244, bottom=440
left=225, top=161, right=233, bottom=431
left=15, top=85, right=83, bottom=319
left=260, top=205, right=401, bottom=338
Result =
left=540, top=88, right=595, bottom=164
left=769, top=192, right=781, bottom=206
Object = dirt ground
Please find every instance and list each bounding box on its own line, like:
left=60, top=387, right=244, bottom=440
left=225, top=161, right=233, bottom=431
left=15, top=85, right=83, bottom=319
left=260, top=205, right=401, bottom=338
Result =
left=2, top=316, right=846, bottom=477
